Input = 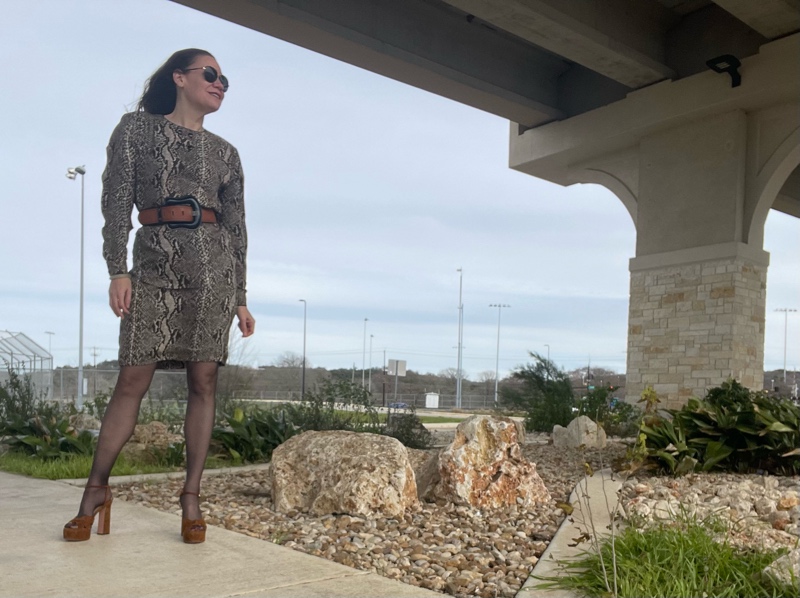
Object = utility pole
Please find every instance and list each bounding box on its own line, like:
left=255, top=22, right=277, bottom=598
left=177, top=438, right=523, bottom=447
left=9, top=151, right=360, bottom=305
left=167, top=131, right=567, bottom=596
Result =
left=362, top=318, right=369, bottom=387
left=91, top=347, right=99, bottom=400
left=299, top=299, right=307, bottom=399
left=456, top=268, right=464, bottom=409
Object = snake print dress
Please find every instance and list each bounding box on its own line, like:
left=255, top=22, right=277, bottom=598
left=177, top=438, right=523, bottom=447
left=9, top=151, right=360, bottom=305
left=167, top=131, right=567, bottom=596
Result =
left=101, top=112, right=247, bottom=369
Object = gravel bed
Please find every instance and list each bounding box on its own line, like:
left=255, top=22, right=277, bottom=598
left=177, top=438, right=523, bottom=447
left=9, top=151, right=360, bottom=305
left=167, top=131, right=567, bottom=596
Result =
left=114, top=436, right=799, bottom=597
left=114, top=438, right=628, bottom=598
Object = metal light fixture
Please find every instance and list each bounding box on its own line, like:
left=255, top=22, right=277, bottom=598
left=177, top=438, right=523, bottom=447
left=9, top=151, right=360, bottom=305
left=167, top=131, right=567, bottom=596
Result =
left=66, top=165, right=86, bottom=408
left=706, top=54, right=741, bottom=88
left=489, top=303, right=510, bottom=405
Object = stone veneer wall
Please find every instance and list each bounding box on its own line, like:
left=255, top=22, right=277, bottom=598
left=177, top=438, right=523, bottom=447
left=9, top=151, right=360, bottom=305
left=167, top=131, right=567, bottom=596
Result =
left=626, top=257, right=766, bottom=409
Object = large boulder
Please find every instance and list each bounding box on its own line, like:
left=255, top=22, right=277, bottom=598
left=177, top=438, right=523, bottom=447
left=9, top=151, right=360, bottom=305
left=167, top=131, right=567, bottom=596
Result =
left=407, top=447, right=441, bottom=499
left=120, top=421, right=183, bottom=464
left=69, top=413, right=101, bottom=432
left=435, top=415, right=550, bottom=509
left=271, top=430, right=418, bottom=518
left=553, top=415, right=607, bottom=449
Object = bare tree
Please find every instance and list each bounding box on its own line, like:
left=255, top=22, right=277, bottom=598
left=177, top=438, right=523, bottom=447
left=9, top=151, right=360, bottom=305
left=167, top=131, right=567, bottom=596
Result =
left=438, top=367, right=460, bottom=380
left=477, top=370, right=496, bottom=383
left=272, top=351, right=307, bottom=368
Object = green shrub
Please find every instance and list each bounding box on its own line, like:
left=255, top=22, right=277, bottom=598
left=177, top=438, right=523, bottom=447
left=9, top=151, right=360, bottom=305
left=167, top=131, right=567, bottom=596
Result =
left=0, top=367, right=46, bottom=422
left=148, top=440, right=186, bottom=467
left=577, top=386, right=642, bottom=437
left=2, top=413, right=95, bottom=460
left=137, top=397, right=184, bottom=431
left=641, top=379, right=800, bottom=475
left=211, top=406, right=298, bottom=463
left=502, top=352, right=574, bottom=432
left=83, top=392, right=110, bottom=420
left=281, top=379, right=382, bottom=433
left=383, top=407, right=433, bottom=449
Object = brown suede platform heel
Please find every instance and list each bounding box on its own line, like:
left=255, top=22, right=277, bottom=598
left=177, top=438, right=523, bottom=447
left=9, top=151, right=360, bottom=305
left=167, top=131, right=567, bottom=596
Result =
left=63, top=485, right=113, bottom=542
left=179, top=490, right=207, bottom=544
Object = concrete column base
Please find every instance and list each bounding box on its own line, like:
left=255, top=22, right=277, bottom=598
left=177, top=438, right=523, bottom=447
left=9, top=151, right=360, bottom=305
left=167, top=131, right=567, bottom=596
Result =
left=626, top=243, right=768, bottom=409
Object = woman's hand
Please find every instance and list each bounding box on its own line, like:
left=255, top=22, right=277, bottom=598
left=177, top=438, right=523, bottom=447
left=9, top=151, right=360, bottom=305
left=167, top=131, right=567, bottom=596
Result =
left=237, top=306, right=255, bottom=337
left=109, top=277, right=132, bottom=318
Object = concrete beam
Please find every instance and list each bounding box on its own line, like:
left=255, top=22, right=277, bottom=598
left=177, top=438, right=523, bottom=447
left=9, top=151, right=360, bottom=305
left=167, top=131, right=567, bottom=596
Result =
left=510, top=35, right=800, bottom=185
left=773, top=166, right=800, bottom=217
left=171, top=0, right=565, bottom=127
left=442, top=0, right=676, bottom=88
left=713, top=0, right=800, bottom=39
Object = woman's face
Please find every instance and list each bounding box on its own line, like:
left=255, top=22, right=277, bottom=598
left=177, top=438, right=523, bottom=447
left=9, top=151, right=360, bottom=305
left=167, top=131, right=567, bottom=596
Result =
left=174, top=54, right=226, bottom=115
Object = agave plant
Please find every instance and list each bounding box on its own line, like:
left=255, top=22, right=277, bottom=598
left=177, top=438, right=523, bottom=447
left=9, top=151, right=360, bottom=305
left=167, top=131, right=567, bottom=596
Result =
left=641, top=380, right=800, bottom=475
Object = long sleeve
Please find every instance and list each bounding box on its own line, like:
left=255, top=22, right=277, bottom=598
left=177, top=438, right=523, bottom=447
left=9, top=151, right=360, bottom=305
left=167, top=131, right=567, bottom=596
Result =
left=220, top=147, right=247, bottom=306
left=101, top=113, right=137, bottom=278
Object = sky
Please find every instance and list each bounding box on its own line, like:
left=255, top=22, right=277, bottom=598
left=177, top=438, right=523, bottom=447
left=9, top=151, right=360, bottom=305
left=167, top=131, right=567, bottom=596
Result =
left=1, top=0, right=798, bottom=380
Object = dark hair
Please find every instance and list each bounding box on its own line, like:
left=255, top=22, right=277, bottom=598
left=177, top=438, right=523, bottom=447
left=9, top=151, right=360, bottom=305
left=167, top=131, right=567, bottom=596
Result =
left=137, top=48, right=213, bottom=114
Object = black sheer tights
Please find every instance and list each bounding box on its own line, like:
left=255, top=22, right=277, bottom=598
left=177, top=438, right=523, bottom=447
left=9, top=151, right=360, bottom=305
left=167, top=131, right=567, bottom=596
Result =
left=179, top=362, right=219, bottom=520
left=76, top=362, right=219, bottom=523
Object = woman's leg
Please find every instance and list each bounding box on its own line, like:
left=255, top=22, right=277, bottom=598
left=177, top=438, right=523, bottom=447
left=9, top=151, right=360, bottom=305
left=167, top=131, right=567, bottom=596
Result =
left=180, top=361, right=219, bottom=520
left=76, top=363, right=157, bottom=516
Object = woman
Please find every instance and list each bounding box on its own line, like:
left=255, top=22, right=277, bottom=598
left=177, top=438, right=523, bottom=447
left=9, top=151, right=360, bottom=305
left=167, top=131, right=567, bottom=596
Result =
left=63, top=49, right=255, bottom=544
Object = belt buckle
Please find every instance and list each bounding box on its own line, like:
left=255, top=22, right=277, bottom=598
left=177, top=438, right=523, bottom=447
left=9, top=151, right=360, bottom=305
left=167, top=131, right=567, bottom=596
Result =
left=163, top=196, right=202, bottom=229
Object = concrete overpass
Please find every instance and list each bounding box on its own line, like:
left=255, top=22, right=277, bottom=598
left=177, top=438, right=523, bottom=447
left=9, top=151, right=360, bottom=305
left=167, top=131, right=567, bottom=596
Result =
left=174, top=0, right=800, bottom=407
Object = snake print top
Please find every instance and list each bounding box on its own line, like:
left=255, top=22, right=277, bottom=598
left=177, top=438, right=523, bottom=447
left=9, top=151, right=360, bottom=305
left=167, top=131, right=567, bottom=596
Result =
left=101, top=111, right=247, bottom=306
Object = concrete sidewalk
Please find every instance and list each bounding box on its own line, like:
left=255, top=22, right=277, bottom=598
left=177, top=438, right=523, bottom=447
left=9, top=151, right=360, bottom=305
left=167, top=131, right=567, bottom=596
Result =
left=518, top=469, right=624, bottom=598
left=0, top=471, right=439, bottom=598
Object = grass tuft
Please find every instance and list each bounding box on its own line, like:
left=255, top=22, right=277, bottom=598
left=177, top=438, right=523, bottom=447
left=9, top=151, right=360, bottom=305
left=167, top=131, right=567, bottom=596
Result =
left=536, top=517, right=797, bottom=598
left=0, top=451, right=231, bottom=480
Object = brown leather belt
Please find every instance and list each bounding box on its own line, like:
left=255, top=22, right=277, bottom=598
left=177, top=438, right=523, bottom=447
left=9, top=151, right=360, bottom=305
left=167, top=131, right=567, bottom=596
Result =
left=138, top=205, right=217, bottom=226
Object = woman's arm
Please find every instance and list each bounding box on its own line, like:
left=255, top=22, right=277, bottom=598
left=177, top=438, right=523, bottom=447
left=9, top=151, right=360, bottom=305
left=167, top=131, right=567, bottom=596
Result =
left=220, top=146, right=248, bottom=307
left=220, top=146, right=255, bottom=336
left=101, top=113, right=137, bottom=317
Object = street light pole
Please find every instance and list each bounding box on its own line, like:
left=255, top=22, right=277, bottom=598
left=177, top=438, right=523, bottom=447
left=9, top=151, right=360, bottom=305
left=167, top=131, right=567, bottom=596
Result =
left=456, top=268, right=464, bottom=409
left=776, top=308, right=797, bottom=383
left=544, top=343, right=550, bottom=382
left=67, top=165, right=86, bottom=408
left=489, top=304, right=510, bottom=405
left=362, top=318, right=369, bottom=387
left=299, top=299, right=307, bottom=398
left=369, top=334, right=374, bottom=392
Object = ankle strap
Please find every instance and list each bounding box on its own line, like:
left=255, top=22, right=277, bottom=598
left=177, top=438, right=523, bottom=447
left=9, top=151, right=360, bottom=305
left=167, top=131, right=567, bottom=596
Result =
left=85, top=484, right=109, bottom=489
left=179, top=490, right=200, bottom=497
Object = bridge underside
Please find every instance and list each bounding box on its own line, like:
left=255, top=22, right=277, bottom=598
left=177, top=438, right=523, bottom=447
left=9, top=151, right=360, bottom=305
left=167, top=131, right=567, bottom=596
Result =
left=175, top=0, right=800, bottom=405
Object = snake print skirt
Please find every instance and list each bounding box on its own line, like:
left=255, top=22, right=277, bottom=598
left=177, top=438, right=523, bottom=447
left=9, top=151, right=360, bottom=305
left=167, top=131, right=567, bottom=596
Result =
left=118, top=278, right=236, bottom=369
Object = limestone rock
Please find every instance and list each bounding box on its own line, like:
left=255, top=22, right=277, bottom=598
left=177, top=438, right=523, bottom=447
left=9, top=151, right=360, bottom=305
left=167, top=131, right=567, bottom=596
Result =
left=763, top=548, right=800, bottom=588
left=271, top=430, right=418, bottom=518
left=120, top=421, right=182, bottom=464
left=69, top=413, right=101, bottom=431
left=435, top=415, right=550, bottom=509
left=553, top=416, right=607, bottom=449
left=407, top=448, right=441, bottom=499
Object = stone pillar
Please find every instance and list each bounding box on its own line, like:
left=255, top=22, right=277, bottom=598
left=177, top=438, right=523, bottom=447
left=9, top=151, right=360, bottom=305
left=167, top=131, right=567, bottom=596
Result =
left=509, top=37, right=800, bottom=408
left=626, top=245, right=767, bottom=409
left=625, top=110, right=769, bottom=407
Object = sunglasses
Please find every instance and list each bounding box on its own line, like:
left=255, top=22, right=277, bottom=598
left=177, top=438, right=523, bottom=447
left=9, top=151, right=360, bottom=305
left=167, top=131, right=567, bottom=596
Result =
left=183, top=66, right=229, bottom=92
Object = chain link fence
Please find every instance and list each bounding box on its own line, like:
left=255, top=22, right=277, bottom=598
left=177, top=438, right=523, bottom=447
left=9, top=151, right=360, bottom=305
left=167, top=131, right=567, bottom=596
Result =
left=39, top=368, right=501, bottom=411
